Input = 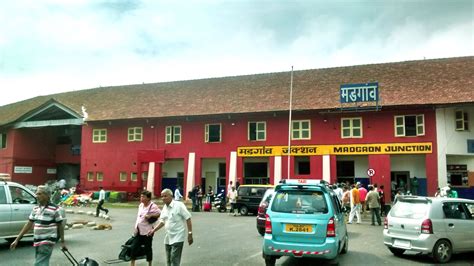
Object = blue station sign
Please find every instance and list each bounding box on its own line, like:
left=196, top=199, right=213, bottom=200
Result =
left=340, top=82, right=379, bottom=103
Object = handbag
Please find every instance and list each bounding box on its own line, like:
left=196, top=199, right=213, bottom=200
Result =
left=146, top=202, right=158, bottom=224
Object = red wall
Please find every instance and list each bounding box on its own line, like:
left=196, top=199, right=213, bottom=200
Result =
left=2, top=127, right=83, bottom=185
left=80, top=108, right=438, bottom=197
left=11, top=128, right=57, bottom=185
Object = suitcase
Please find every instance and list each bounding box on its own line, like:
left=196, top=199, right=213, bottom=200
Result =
left=203, top=196, right=212, bottom=212
left=203, top=202, right=211, bottom=212
left=61, top=247, right=99, bottom=266
left=118, top=236, right=146, bottom=262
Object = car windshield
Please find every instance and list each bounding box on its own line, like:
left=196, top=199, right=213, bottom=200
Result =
left=391, top=201, right=429, bottom=219
left=271, top=190, right=328, bottom=214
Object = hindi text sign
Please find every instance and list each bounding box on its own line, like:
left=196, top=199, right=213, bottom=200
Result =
left=340, top=82, right=379, bottom=103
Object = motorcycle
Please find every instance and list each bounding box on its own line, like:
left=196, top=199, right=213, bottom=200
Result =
left=213, top=189, right=227, bottom=212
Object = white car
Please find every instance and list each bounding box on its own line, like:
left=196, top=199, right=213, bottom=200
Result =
left=383, top=196, right=474, bottom=263
left=0, top=180, right=66, bottom=242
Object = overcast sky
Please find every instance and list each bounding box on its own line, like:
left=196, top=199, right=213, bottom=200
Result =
left=0, top=0, right=472, bottom=106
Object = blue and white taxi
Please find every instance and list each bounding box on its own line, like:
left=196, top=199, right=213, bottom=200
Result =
left=262, top=179, right=348, bottom=265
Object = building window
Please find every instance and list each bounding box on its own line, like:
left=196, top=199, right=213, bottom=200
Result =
left=0, top=133, right=6, bottom=149
left=96, top=172, right=103, bottom=182
left=205, top=124, right=221, bottom=143
left=165, top=126, right=181, bottom=144
left=142, top=172, right=148, bottom=181
left=455, top=110, right=469, bottom=131
left=394, top=115, right=424, bottom=137
left=291, top=120, right=311, bottom=140
left=248, top=122, right=266, bottom=141
left=119, top=172, right=127, bottom=182
left=128, top=127, right=143, bottom=142
left=131, top=172, right=137, bottom=182
left=341, top=117, right=362, bottom=138
left=87, top=172, right=94, bottom=181
left=295, top=156, right=310, bottom=175
left=92, top=129, right=107, bottom=143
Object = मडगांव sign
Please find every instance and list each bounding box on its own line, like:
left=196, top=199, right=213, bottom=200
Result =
left=340, top=82, right=379, bottom=103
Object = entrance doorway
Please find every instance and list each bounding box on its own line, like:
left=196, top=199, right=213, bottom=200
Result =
left=57, top=163, right=80, bottom=188
left=244, top=162, right=269, bottom=184
left=391, top=171, right=409, bottom=199
left=336, top=160, right=355, bottom=184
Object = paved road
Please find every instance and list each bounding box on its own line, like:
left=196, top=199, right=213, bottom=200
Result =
left=1, top=206, right=473, bottom=265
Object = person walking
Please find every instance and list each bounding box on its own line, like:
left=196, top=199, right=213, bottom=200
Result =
left=149, top=188, right=193, bottom=266
left=197, top=186, right=203, bottom=211
left=365, top=186, right=382, bottom=226
left=130, top=190, right=161, bottom=266
left=188, top=187, right=197, bottom=212
left=227, top=186, right=238, bottom=216
left=348, top=183, right=361, bottom=224
left=227, top=181, right=233, bottom=194
left=377, top=185, right=386, bottom=216
left=96, top=186, right=109, bottom=217
left=207, top=186, right=214, bottom=211
left=341, top=186, right=351, bottom=218
left=411, top=177, right=419, bottom=195
left=10, top=185, right=66, bottom=266
left=334, top=184, right=343, bottom=203
left=358, top=182, right=368, bottom=215
left=174, top=185, right=183, bottom=201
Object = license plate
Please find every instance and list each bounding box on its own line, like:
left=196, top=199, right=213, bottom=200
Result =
left=286, top=224, right=312, bottom=233
left=393, top=239, right=411, bottom=248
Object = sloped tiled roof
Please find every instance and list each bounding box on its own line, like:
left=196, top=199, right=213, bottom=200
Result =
left=0, top=56, right=472, bottom=125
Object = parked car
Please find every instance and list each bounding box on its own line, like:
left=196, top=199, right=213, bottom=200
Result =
left=383, top=196, right=474, bottom=263
left=0, top=180, right=66, bottom=242
left=262, top=179, right=348, bottom=265
left=236, top=184, right=273, bottom=216
left=256, top=188, right=274, bottom=236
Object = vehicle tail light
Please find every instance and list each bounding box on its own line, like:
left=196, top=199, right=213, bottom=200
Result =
left=265, top=214, right=272, bottom=234
left=258, top=203, right=266, bottom=215
left=384, top=217, right=388, bottom=229
left=326, top=217, right=336, bottom=237
left=421, top=219, right=433, bottom=234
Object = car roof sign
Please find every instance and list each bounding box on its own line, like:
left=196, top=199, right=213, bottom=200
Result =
left=279, top=179, right=327, bottom=185
left=276, top=179, right=328, bottom=192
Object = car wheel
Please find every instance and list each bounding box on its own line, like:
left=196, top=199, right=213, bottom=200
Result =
left=258, top=227, right=265, bottom=236
left=240, top=206, right=249, bottom=216
left=388, top=247, right=405, bottom=256
left=432, top=239, right=452, bottom=263
left=341, top=233, right=349, bottom=254
left=264, top=255, right=276, bottom=266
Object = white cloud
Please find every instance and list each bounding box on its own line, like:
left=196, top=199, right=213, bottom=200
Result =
left=0, top=0, right=472, bottom=106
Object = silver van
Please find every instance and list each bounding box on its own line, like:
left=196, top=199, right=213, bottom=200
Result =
left=383, top=196, right=474, bottom=263
left=0, top=180, right=66, bottom=242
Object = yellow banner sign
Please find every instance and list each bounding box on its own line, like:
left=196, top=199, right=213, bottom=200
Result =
left=237, top=143, right=432, bottom=157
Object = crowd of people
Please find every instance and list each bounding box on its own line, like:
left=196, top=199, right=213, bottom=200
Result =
left=333, top=182, right=385, bottom=226
left=333, top=179, right=461, bottom=227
